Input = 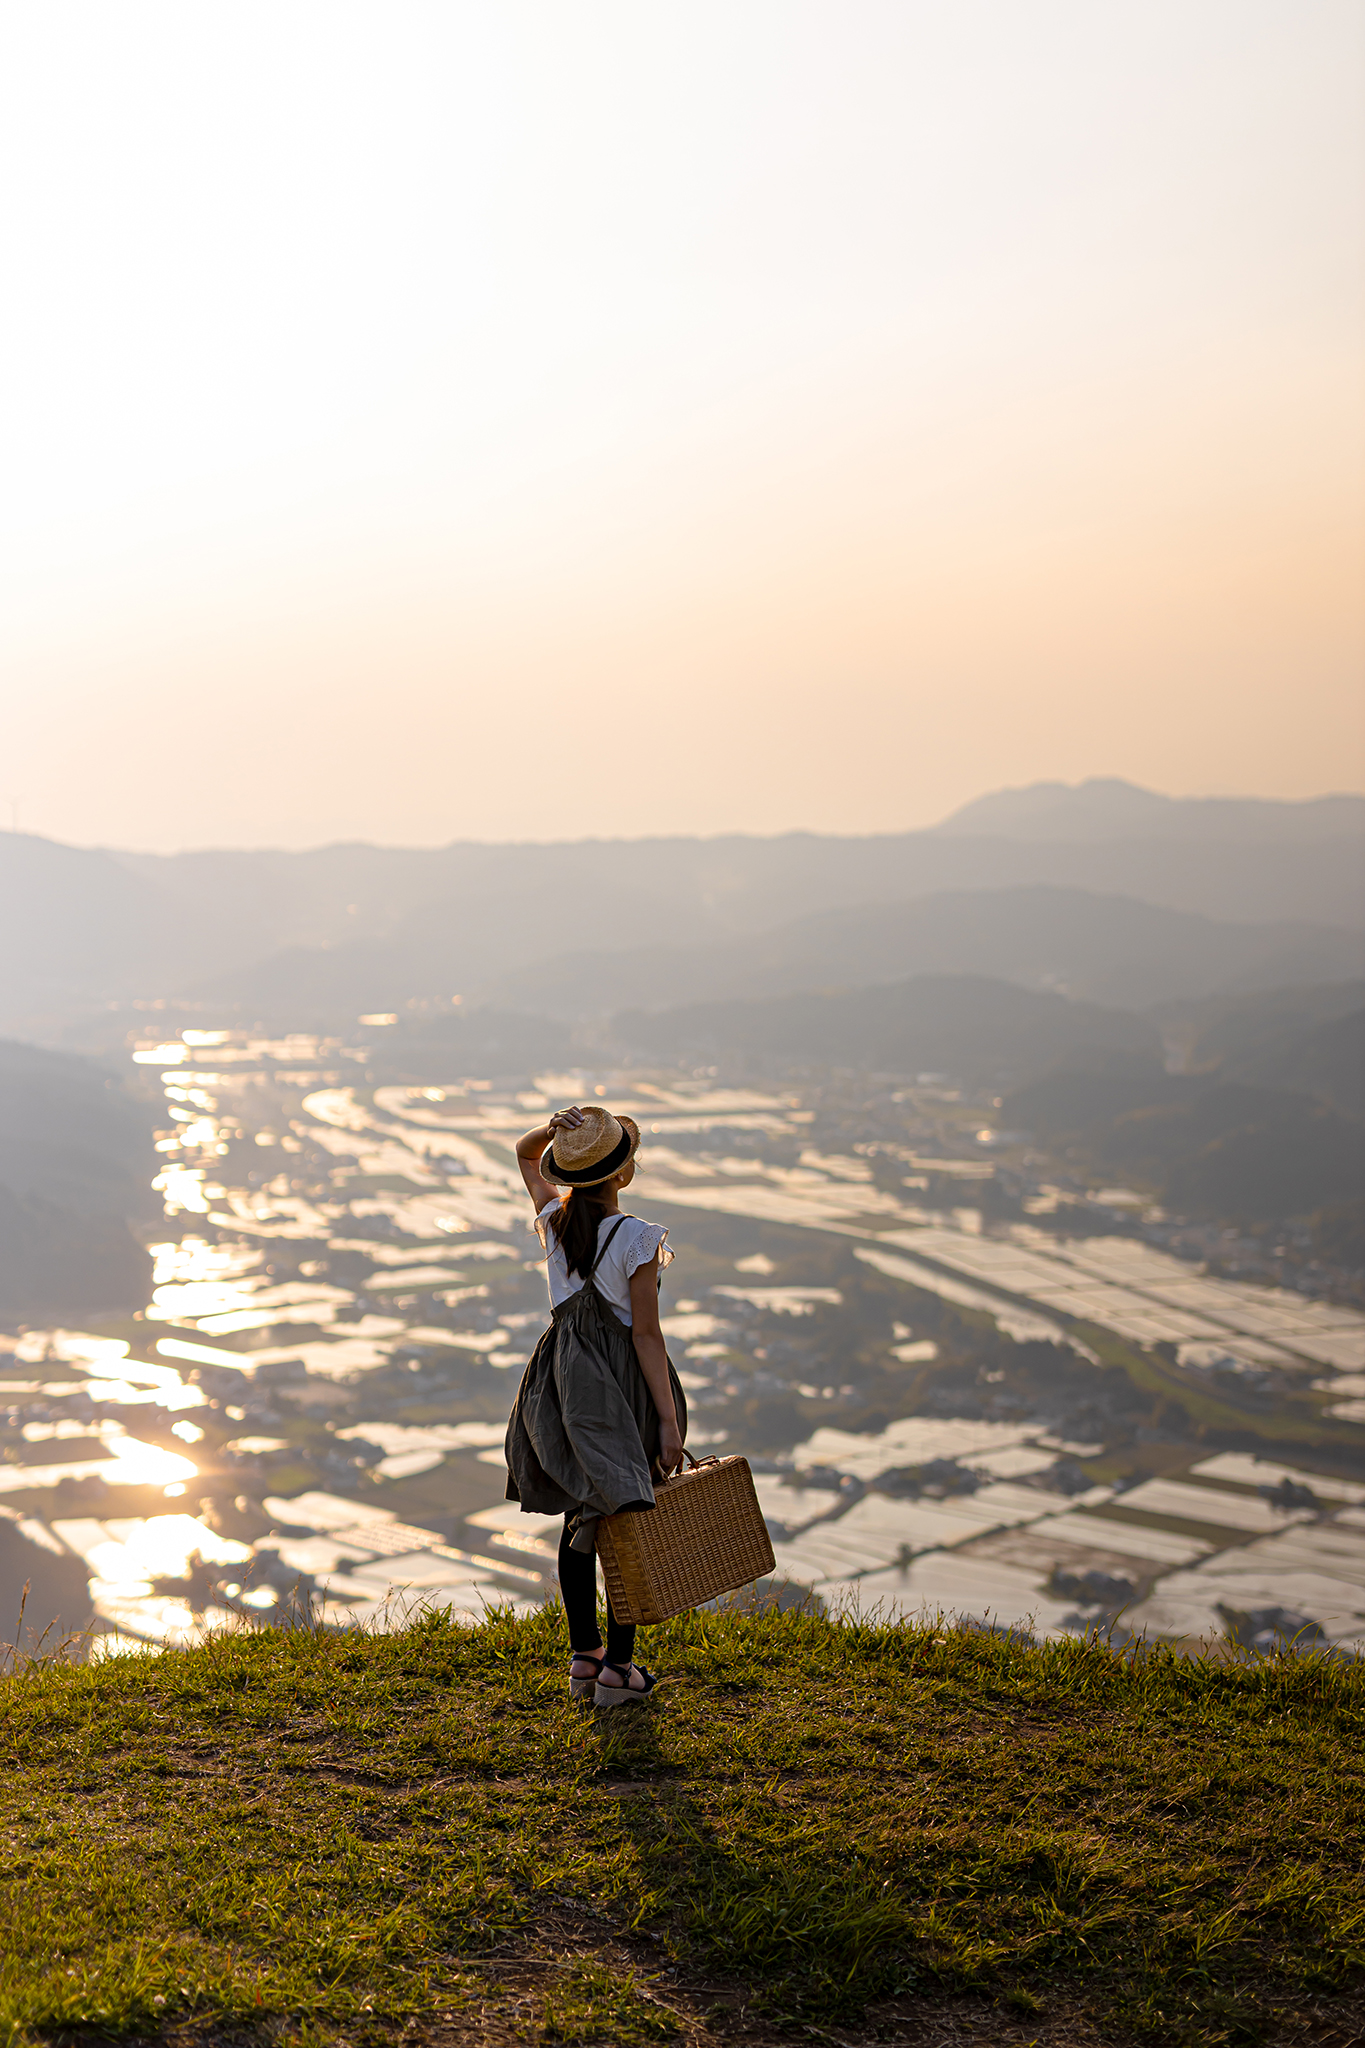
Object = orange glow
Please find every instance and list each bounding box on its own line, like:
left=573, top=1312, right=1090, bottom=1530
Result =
left=1, top=3, right=1360, bottom=844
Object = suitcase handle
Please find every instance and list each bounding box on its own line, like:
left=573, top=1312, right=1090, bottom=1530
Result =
left=673, top=1449, right=723, bottom=1476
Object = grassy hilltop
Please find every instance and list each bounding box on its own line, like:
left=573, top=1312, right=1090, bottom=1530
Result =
left=0, top=1608, right=1362, bottom=2048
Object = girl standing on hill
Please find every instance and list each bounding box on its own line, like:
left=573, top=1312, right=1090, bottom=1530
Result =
left=505, top=1104, right=687, bottom=1707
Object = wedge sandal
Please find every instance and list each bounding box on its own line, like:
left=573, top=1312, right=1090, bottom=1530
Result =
left=568, top=1653, right=605, bottom=1700
left=593, top=1660, right=657, bottom=1708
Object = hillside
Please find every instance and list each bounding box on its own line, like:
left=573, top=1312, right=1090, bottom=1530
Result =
left=0, top=1512, right=92, bottom=1644
left=0, top=1606, right=1359, bottom=2046
left=1181, top=983, right=1365, bottom=1122
left=491, top=888, right=1362, bottom=1021
left=0, top=1040, right=159, bottom=1319
left=614, top=974, right=1157, bottom=1086
left=1003, top=1054, right=1365, bottom=1222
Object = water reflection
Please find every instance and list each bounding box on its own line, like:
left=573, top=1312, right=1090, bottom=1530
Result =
left=151, top=1238, right=263, bottom=1285
left=62, top=1507, right=252, bottom=1648
left=5, top=1023, right=1363, bottom=1658
left=0, top=1426, right=198, bottom=1496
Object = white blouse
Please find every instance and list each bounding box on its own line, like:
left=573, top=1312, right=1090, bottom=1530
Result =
left=534, top=1203, right=673, bottom=1327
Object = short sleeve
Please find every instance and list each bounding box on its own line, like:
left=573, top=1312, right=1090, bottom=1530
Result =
left=623, top=1218, right=673, bottom=1278
left=532, top=1198, right=558, bottom=1257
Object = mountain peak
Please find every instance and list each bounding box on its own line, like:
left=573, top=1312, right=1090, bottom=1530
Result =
left=933, top=780, right=1365, bottom=844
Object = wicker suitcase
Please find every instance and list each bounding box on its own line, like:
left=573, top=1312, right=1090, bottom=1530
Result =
left=595, top=1453, right=776, bottom=1625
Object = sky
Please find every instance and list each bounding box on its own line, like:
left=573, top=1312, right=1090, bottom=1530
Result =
left=1, top=1, right=1362, bottom=851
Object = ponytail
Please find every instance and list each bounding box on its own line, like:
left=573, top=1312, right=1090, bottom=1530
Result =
left=547, top=1186, right=613, bottom=1281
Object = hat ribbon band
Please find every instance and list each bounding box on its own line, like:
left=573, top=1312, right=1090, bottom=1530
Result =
left=546, top=1128, right=632, bottom=1184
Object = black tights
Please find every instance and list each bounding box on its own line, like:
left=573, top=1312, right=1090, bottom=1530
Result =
left=559, top=1518, right=637, bottom=1670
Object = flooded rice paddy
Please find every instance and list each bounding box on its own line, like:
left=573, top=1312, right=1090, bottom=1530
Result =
left=2, top=1034, right=1363, bottom=1657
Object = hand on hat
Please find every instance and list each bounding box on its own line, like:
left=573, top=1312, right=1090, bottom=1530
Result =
left=547, top=1106, right=586, bottom=1136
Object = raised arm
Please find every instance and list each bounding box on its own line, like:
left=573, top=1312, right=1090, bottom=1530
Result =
left=628, top=1253, right=684, bottom=1475
left=514, top=1105, right=584, bottom=1212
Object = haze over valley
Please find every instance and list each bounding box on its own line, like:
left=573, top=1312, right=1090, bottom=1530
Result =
left=2, top=775, right=1361, bottom=1663
left=3, top=778, right=1361, bottom=1034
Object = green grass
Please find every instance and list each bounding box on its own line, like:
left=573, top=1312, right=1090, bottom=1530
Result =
left=0, top=1604, right=1362, bottom=2045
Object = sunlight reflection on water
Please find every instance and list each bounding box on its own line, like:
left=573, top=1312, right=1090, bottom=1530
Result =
left=8, top=1025, right=1361, bottom=1659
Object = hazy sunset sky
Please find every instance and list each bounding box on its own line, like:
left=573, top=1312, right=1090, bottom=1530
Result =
left=2, top=1, right=1362, bottom=850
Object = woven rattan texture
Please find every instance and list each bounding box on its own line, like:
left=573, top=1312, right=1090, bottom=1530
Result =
left=596, top=1456, right=775, bottom=1624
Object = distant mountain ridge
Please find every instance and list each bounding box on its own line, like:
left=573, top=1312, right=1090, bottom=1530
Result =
left=935, top=778, right=1365, bottom=844
left=0, top=776, right=1360, bottom=1039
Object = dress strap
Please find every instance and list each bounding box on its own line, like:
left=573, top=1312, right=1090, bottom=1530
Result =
left=588, top=1213, right=628, bottom=1280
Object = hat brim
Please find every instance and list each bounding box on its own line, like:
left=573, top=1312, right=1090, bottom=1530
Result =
left=540, top=1116, right=640, bottom=1187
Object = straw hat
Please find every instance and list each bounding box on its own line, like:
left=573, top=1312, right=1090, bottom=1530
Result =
left=541, top=1106, right=641, bottom=1188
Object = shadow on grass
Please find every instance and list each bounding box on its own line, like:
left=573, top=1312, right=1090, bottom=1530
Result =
left=580, top=1667, right=914, bottom=2024
left=0, top=1594, right=1361, bottom=2046
left=572, top=1600, right=1365, bottom=2041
